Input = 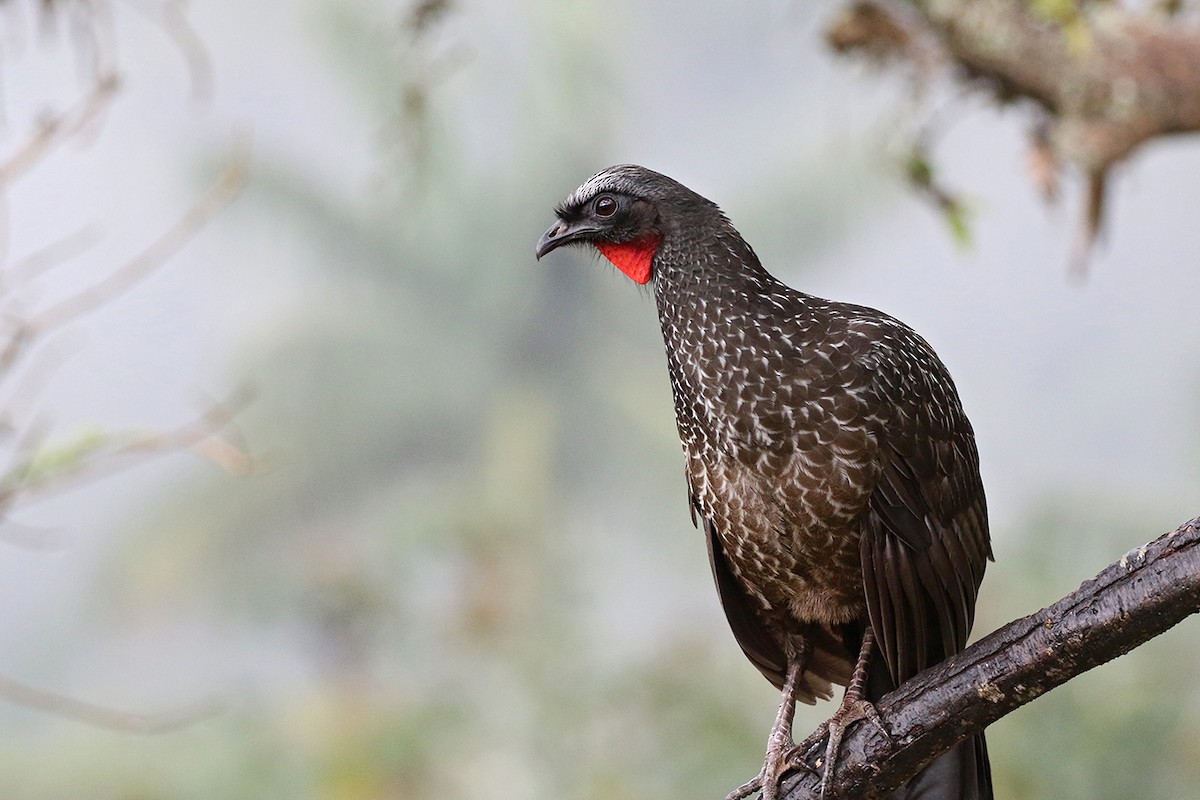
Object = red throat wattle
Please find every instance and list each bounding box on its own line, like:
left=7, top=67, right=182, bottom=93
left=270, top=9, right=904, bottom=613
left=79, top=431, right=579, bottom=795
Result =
left=595, top=236, right=661, bottom=285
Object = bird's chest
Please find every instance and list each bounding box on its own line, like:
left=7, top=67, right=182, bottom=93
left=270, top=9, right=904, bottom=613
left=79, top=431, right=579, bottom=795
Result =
left=684, top=439, right=869, bottom=628
left=659, top=290, right=880, bottom=626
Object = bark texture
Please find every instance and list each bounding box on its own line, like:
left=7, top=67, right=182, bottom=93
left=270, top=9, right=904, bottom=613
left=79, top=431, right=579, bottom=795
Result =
left=779, top=516, right=1200, bottom=800
left=827, top=1, right=1200, bottom=267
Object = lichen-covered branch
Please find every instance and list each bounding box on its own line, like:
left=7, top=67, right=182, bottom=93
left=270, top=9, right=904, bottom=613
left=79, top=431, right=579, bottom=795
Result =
left=780, top=516, right=1200, bottom=800
left=827, top=1, right=1200, bottom=268
left=903, top=0, right=1200, bottom=168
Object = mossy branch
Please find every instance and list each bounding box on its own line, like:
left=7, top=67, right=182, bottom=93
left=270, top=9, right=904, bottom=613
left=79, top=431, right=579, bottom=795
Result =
left=828, top=0, right=1200, bottom=270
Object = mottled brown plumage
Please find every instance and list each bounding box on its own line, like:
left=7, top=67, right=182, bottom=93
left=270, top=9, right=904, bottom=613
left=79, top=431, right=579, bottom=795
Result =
left=537, top=165, right=993, bottom=800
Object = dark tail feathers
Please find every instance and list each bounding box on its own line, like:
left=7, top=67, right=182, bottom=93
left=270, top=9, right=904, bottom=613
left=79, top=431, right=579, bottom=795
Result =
left=893, top=732, right=992, bottom=800
left=858, top=625, right=993, bottom=800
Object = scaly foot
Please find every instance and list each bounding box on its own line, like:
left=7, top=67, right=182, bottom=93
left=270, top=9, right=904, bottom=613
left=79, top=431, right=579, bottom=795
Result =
left=787, top=628, right=891, bottom=799
left=727, top=641, right=812, bottom=800
left=725, top=720, right=796, bottom=800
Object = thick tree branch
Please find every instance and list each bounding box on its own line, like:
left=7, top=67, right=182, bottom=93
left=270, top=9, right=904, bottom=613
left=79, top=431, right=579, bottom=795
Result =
left=919, top=2, right=1200, bottom=158
left=780, top=516, right=1200, bottom=800
left=828, top=1, right=1200, bottom=269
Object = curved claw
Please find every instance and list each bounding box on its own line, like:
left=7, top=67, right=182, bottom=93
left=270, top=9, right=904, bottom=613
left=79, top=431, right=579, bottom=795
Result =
left=816, top=697, right=889, bottom=798
left=725, top=742, right=800, bottom=800
left=726, top=708, right=804, bottom=800
left=727, top=643, right=814, bottom=800
left=791, top=720, right=831, bottom=767
left=726, top=773, right=764, bottom=800
left=783, top=628, right=892, bottom=799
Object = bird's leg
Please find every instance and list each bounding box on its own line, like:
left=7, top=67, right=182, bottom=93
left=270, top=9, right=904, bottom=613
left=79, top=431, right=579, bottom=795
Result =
left=726, top=638, right=813, bottom=800
left=791, top=627, right=890, bottom=799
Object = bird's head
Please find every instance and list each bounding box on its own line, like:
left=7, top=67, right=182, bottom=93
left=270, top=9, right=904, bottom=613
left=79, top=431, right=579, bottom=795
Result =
left=535, top=164, right=721, bottom=284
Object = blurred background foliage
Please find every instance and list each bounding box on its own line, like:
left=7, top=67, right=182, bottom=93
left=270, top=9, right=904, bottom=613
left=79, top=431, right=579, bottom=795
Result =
left=0, top=1, right=1196, bottom=799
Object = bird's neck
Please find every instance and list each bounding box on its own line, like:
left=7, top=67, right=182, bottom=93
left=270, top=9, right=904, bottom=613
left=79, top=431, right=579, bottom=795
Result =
left=650, top=228, right=800, bottom=424
left=651, top=228, right=790, bottom=328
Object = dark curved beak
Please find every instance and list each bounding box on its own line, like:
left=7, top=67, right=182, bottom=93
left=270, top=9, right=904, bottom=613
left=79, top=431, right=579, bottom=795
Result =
left=535, top=219, right=601, bottom=259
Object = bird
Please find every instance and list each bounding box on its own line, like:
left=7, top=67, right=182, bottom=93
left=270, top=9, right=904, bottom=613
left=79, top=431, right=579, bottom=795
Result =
left=535, top=165, right=993, bottom=800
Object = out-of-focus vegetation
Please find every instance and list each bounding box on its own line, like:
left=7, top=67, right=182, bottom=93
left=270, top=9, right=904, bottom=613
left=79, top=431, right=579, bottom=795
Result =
left=0, top=1, right=1196, bottom=799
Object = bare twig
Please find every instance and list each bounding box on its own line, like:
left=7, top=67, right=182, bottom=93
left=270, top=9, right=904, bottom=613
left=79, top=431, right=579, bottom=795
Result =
left=0, top=0, right=245, bottom=738
left=0, top=74, right=120, bottom=187
left=116, top=0, right=215, bottom=102
left=0, top=389, right=256, bottom=513
left=780, top=517, right=1200, bottom=799
left=61, top=0, right=120, bottom=90
left=5, top=225, right=103, bottom=285
left=0, top=142, right=246, bottom=401
left=0, top=410, right=50, bottom=500
left=30, top=146, right=247, bottom=334
left=0, top=672, right=223, bottom=733
left=1069, top=170, right=1109, bottom=278
left=0, top=316, right=35, bottom=378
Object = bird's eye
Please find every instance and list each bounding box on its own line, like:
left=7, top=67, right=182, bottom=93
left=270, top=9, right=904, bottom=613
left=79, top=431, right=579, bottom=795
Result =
left=595, top=195, right=618, bottom=217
